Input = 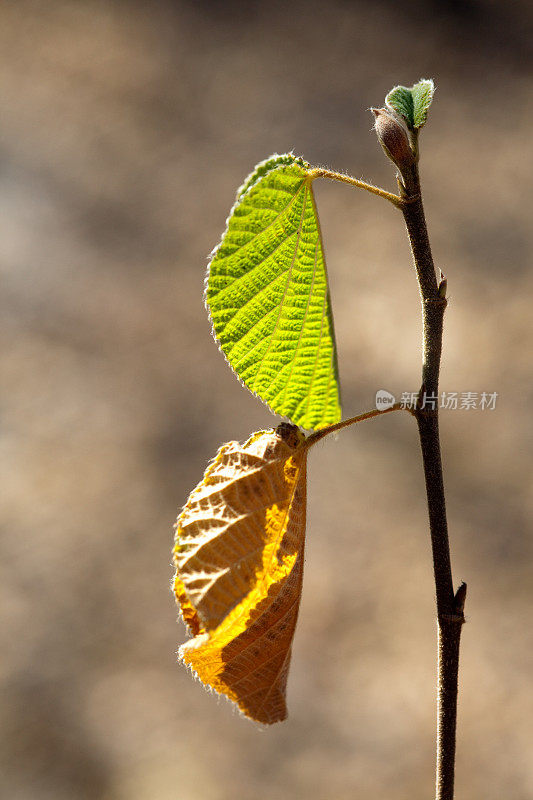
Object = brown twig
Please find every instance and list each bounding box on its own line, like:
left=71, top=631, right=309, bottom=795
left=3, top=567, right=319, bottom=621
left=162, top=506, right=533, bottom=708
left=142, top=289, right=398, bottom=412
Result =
left=397, top=152, right=466, bottom=800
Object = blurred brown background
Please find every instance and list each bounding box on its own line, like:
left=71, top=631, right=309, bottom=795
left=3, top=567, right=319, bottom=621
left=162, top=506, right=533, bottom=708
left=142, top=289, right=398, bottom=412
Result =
left=1, top=1, right=532, bottom=798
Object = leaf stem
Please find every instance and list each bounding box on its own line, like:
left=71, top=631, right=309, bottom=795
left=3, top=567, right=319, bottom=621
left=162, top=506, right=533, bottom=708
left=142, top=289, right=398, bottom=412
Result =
left=310, top=167, right=403, bottom=207
left=304, top=403, right=408, bottom=449
left=397, top=160, right=465, bottom=800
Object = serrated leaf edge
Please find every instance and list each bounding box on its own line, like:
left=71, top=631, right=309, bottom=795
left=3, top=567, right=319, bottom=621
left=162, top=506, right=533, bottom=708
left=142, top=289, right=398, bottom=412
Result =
left=203, top=153, right=338, bottom=432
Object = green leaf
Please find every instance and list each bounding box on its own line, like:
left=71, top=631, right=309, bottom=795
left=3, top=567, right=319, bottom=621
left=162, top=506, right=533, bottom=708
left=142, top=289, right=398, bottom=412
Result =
left=411, top=79, right=435, bottom=128
left=206, top=154, right=341, bottom=430
left=385, top=86, right=414, bottom=128
left=385, top=78, right=435, bottom=129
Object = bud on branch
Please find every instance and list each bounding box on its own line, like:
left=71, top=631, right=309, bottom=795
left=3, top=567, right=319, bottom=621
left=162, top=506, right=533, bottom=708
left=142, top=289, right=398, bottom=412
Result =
left=372, top=108, right=416, bottom=174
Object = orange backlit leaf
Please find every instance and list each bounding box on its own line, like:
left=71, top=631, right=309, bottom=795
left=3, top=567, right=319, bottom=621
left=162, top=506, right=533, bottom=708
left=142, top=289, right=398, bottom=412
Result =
left=173, top=422, right=308, bottom=724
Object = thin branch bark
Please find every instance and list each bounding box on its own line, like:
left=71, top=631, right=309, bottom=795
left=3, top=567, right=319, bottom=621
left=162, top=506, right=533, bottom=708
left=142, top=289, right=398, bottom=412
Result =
left=398, top=160, right=466, bottom=800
